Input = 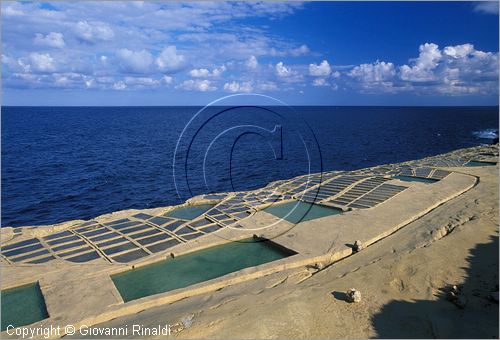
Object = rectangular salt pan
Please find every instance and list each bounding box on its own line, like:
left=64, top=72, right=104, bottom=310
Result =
left=2, top=238, right=39, bottom=252
left=4, top=243, right=44, bottom=257
left=66, top=251, right=100, bottom=263
left=112, top=239, right=295, bottom=302
left=1, top=282, right=49, bottom=331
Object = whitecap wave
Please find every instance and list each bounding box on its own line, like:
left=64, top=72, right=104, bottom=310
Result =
left=473, top=128, right=499, bottom=139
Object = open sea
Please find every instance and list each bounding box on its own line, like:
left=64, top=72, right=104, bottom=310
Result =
left=1, top=106, right=498, bottom=228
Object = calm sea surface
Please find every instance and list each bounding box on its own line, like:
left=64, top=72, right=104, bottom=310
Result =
left=2, top=106, right=498, bottom=227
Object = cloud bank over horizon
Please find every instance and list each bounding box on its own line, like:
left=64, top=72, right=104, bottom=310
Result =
left=1, top=1, right=499, bottom=105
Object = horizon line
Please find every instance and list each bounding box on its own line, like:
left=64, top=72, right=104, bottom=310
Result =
left=2, top=105, right=499, bottom=108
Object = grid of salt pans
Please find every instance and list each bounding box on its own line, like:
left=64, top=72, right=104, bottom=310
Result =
left=295, top=174, right=408, bottom=209
left=1, top=156, right=467, bottom=265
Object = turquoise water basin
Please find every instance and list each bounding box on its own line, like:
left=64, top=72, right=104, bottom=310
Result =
left=1, top=282, right=49, bottom=331
left=394, top=175, right=438, bottom=183
left=466, top=160, right=497, bottom=167
left=112, top=239, right=295, bottom=302
left=164, top=204, right=215, bottom=220
left=264, top=200, right=342, bottom=224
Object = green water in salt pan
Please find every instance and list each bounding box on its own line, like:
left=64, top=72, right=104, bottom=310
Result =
left=112, top=239, right=295, bottom=302
left=164, top=204, right=215, bottom=220
left=466, top=160, right=497, bottom=167
left=264, top=201, right=342, bottom=224
left=394, top=175, right=438, bottom=183
left=1, top=282, right=49, bottom=331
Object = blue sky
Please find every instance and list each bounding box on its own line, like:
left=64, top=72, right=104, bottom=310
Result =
left=2, top=1, right=499, bottom=106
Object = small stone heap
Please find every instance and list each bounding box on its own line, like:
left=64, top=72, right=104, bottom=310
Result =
left=346, top=288, right=361, bottom=303
left=446, top=285, right=466, bottom=309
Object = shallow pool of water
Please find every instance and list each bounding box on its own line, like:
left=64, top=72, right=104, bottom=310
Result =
left=1, top=282, right=49, bottom=331
left=164, top=204, right=215, bottom=220
left=112, top=239, right=295, bottom=302
left=264, top=201, right=342, bottom=224
left=394, top=175, right=438, bottom=183
left=466, top=160, right=497, bottom=167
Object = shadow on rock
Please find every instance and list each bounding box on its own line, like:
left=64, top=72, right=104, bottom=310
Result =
left=371, top=235, right=499, bottom=338
left=331, top=291, right=349, bottom=302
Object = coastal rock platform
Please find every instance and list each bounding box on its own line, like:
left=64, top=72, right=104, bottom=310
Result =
left=1, top=144, right=498, bottom=338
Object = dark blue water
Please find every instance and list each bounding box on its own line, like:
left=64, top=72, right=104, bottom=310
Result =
left=2, top=106, right=498, bottom=227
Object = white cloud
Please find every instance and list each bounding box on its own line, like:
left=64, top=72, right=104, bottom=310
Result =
left=309, top=60, right=331, bottom=77
left=155, top=45, right=185, bottom=72
left=49, top=72, right=89, bottom=88
left=162, top=75, right=173, bottom=84
left=85, top=78, right=94, bottom=88
left=28, top=52, right=56, bottom=72
left=177, top=79, right=216, bottom=91
left=312, top=78, right=328, bottom=86
left=75, top=74, right=162, bottom=91
left=347, top=60, right=397, bottom=92
left=257, top=82, right=278, bottom=91
left=290, top=44, right=310, bottom=56
left=223, top=81, right=253, bottom=92
left=443, top=43, right=474, bottom=58
left=189, top=68, right=210, bottom=77
left=34, top=32, right=65, bottom=48
left=54, top=74, right=70, bottom=86
left=244, top=2, right=303, bottom=18
left=1, top=54, right=23, bottom=72
left=74, top=20, right=114, bottom=43
left=212, top=65, right=226, bottom=77
left=3, top=5, right=24, bottom=17
left=2, top=54, right=11, bottom=64
left=346, top=42, right=498, bottom=95
left=26, top=72, right=98, bottom=90
left=116, top=48, right=153, bottom=73
left=179, top=31, right=283, bottom=60
left=349, top=60, right=396, bottom=82
left=246, top=55, right=258, bottom=69
left=1, top=1, right=497, bottom=100
left=399, top=43, right=442, bottom=81
left=113, top=81, right=127, bottom=90
left=473, top=2, right=499, bottom=14
left=275, top=61, right=292, bottom=77
left=189, top=65, right=226, bottom=78
left=0, top=2, right=308, bottom=93
left=435, top=43, right=498, bottom=95
left=124, top=76, right=160, bottom=88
